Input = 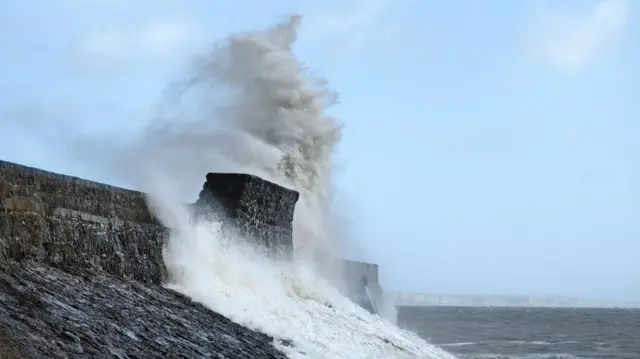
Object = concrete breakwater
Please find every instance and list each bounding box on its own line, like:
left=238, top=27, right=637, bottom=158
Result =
left=0, top=160, right=297, bottom=358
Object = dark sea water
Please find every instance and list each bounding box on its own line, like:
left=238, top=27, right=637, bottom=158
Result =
left=398, top=306, right=640, bottom=359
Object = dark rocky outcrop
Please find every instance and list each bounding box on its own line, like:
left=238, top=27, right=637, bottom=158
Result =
left=0, top=160, right=299, bottom=358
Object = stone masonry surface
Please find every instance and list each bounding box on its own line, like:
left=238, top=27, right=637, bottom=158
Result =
left=195, top=172, right=299, bottom=259
left=0, top=212, right=168, bottom=285
left=0, top=160, right=155, bottom=223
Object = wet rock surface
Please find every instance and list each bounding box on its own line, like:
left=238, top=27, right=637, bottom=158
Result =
left=0, top=260, right=289, bottom=359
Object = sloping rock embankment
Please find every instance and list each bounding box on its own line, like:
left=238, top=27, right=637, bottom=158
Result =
left=0, top=261, right=289, bottom=358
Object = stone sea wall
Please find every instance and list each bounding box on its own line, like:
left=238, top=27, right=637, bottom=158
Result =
left=339, top=259, right=379, bottom=286
left=0, top=159, right=387, bottom=357
left=0, top=160, right=294, bottom=358
left=0, top=162, right=300, bottom=284
left=0, top=160, right=168, bottom=285
left=0, top=210, right=168, bottom=285
left=0, top=160, right=155, bottom=224
left=334, top=259, right=385, bottom=315
left=195, top=172, right=299, bottom=259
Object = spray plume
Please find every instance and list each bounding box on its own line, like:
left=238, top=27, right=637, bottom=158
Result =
left=90, top=15, right=456, bottom=359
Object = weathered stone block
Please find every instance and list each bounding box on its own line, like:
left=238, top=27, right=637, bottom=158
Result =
left=195, top=173, right=299, bottom=259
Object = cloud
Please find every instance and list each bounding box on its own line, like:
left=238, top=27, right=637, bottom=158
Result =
left=75, top=19, right=198, bottom=73
left=525, top=0, right=630, bottom=72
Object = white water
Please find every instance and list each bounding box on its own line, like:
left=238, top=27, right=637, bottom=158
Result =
left=112, top=15, right=457, bottom=359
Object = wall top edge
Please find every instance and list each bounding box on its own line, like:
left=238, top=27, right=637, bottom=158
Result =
left=0, top=159, right=143, bottom=196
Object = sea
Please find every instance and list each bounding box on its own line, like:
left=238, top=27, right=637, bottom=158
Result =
left=398, top=306, right=640, bottom=359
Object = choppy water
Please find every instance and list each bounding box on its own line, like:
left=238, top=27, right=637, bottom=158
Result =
left=398, top=306, right=640, bottom=359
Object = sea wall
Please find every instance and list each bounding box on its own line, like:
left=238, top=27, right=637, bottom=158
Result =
left=331, top=259, right=386, bottom=315
left=0, top=162, right=299, bottom=284
left=339, top=259, right=379, bottom=286
left=0, top=210, right=168, bottom=285
left=0, top=160, right=168, bottom=285
left=0, top=160, right=391, bottom=357
left=0, top=160, right=298, bottom=357
left=0, top=160, right=155, bottom=223
left=195, top=172, right=299, bottom=259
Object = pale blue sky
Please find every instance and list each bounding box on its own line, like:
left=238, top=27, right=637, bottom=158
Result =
left=1, top=0, right=638, bottom=302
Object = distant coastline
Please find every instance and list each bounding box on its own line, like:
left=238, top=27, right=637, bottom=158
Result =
left=391, top=292, right=640, bottom=309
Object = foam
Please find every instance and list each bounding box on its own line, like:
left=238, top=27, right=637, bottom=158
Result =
left=158, top=195, right=455, bottom=358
